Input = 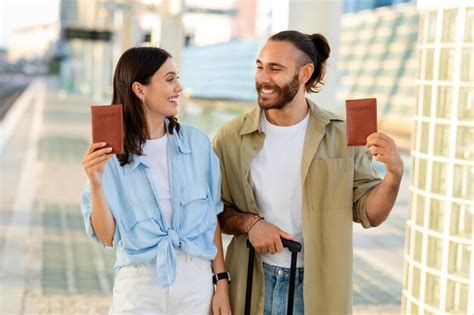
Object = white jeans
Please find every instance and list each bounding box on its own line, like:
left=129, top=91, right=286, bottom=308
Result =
left=110, top=250, right=213, bottom=315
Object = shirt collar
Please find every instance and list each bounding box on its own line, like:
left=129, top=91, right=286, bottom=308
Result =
left=122, top=118, right=192, bottom=175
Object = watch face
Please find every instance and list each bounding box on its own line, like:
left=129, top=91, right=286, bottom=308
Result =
left=213, top=272, right=231, bottom=284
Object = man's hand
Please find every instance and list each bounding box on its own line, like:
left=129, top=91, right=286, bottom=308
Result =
left=248, top=220, right=293, bottom=254
left=364, top=132, right=403, bottom=226
left=366, top=132, right=403, bottom=178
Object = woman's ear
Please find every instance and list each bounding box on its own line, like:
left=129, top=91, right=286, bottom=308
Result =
left=131, top=82, right=144, bottom=101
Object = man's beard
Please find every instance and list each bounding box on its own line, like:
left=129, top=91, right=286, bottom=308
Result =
left=256, top=74, right=300, bottom=110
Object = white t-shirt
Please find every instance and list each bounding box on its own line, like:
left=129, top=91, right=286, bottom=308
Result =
left=250, top=111, right=309, bottom=268
left=141, top=134, right=172, bottom=227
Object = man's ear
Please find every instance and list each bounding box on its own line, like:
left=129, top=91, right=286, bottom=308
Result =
left=299, top=63, right=314, bottom=85
left=131, top=82, right=144, bottom=101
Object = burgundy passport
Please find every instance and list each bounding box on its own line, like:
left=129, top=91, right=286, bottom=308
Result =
left=91, top=104, right=124, bottom=154
left=345, top=98, right=377, bottom=146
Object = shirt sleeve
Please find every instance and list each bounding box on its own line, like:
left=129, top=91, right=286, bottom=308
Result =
left=212, top=130, right=235, bottom=210
left=352, top=146, right=382, bottom=228
left=80, top=179, right=120, bottom=249
left=208, top=137, right=224, bottom=216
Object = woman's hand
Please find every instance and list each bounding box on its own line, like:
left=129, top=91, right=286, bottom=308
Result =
left=212, top=281, right=231, bottom=315
left=82, top=142, right=113, bottom=185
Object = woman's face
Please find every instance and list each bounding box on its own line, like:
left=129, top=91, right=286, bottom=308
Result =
left=141, top=57, right=182, bottom=118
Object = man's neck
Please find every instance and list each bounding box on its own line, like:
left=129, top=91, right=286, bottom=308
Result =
left=264, top=93, right=309, bottom=126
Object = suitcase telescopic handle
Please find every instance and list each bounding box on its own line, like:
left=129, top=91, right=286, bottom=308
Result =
left=246, top=238, right=302, bottom=251
left=245, top=238, right=302, bottom=315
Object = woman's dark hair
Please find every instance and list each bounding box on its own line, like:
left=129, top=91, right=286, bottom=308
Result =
left=112, top=47, right=180, bottom=166
left=269, top=30, right=330, bottom=93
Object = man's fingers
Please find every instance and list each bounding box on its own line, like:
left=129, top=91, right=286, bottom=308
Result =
left=275, top=238, right=284, bottom=253
left=279, top=229, right=294, bottom=240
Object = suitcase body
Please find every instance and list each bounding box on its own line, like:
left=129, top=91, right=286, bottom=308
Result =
left=244, top=239, right=302, bottom=315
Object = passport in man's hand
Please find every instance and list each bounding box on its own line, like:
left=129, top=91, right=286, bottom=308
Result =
left=91, top=104, right=124, bottom=154
left=345, top=98, right=377, bottom=146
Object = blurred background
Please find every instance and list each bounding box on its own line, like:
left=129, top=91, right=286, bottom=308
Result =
left=0, top=0, right=472, bottom=314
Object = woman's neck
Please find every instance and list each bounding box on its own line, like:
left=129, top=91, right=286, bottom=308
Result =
left=146, top=116, right=166, bottom=139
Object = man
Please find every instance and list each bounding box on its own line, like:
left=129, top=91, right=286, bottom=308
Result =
left=212, top=30, right=403, bottom=314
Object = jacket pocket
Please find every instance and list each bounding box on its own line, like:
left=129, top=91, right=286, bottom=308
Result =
left=308, top=158, right=354, bottom=211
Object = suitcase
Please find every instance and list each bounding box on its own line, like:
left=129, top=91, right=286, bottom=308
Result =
left=244, top=238, right=302, bottom=315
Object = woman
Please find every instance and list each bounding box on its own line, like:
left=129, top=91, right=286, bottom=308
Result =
left=81, top=47, right=231, bottom=315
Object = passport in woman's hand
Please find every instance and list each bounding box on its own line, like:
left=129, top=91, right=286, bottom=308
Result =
left=91, top=104, right=124, bottom=154
left=345, top=98, right=377, bottom=146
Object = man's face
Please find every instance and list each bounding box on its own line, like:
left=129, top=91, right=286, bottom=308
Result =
left=255, top=40, right=303, bottom=110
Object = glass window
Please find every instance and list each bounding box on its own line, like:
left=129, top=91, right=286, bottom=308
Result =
left=465, top=8, right=474, bottom=43
left=415, top=194, right=425, bottom=226
left=429, top=198, right=445, bottom=232
left=442, top=9, right=458, bottom=42
left=424, top=271, right=441, bottom=308
left=439, top=48, right=455, bottom=81
left=453, top=165, right=474, bottom=200
left=426, top=235, right=443, bottom=270
left=419, top=122, right=430, bottom=154
left=425, top=48, right=434, bottom=80
left=427, top=11, right=437, bottom=44
left=450, top=203, right=473, bottom=239
left=460, top=48, right=474, bottom=82
left=422, top=85, right=432, bottom=117
left=458, top=87, right=474, bottom=121
left=448, top=241, right=471, bottom=278
left=417, top=48, right=424, bottom=80
left=446, top=280, right=469, bottom=313
left=433, top=123, right=451, bottom=157
left=414, top=230, right=423, bottom=263
left=436, top=86, right=452, bottom=119
left=411, top=265, right=421, bottom=298
left=456, top=126, right=474, bottom=161
left=431, top=161, right=449, bottom=194
left=417, top=157, right=428, bottom=190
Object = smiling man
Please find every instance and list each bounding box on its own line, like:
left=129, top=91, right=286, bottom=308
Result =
left=212, top=30, right=403, bottom=314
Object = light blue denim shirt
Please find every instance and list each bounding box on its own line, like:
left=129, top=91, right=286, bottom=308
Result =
left=81, top=123, right=223, bottom=287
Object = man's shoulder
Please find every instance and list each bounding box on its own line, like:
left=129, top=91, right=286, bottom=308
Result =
left=216, top=108, right=257, bottom=139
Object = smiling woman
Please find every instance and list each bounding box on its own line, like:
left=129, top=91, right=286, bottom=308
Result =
left=80, top=47, right=231, bottom=315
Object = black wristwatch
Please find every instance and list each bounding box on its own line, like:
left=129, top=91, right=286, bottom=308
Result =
left=212, top=271, right=231, bottom=284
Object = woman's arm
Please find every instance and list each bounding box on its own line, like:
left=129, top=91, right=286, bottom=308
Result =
left=211, top=221, right=231, bottom=315
left=82, top=142, right=116, bottom=246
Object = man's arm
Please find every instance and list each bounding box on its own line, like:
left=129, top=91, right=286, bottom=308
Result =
left=364, top=132, right=403, bottom=226
left=218, top=205, right=294, bottom=254
left=218, top=205, right=262, bottom=235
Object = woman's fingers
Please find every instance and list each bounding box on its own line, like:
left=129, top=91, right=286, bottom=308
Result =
left=82, top=147, right=113, bottom=165
left=83, top=142, right=107, bottom=158
left=83, top=154, right=112, bottom=171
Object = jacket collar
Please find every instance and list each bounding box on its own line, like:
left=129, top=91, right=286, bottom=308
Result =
left=239, top=98, right=341, bottom=135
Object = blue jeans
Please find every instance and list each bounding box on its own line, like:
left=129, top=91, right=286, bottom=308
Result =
left=263, top=263, right=304, bottom=315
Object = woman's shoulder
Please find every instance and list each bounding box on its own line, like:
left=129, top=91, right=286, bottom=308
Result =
left=177, top=124, right=210, bottom=143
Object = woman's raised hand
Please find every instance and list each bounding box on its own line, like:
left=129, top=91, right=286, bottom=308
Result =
left=82, top=142, right=113, bottom=185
